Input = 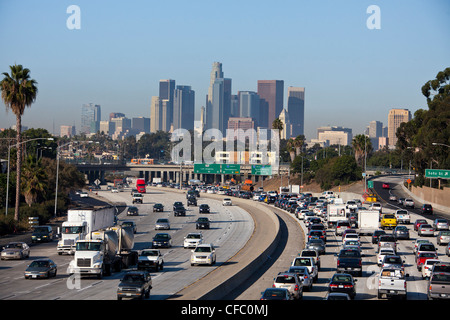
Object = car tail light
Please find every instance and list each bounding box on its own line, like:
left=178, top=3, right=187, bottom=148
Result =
left=344, top=285, right=353, bottom=289
left=295, top=285, right=299, bottom=291
left=329, top=284, right=338, bottom=288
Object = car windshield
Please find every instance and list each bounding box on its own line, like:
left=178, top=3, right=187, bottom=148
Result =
left=379, top=236, right=395, bottom=242
left=154, top=234, right=169, bottom=240
left=187, top=234, right=201, bottom=239
left=76, top=242, right=101, bottom=251
left=441, top=231, right=450, bottom=236
left=383, top=214, right=395, bottom=219
left=420, top=244, right=435, bottom=251
left=33, top=227, right=49, bottom=233
left=29, top=260, right=50, bottom=268
left=339, top=250, right=360, bottom=257
left=420, top=253, right=437, bottom=258
left=384, top=256, right=402, bottom=264
left=396, top=226, right=408, bottom=231
left=431, top=273, right=450, bottom=282
left=293, top=258, right=312, bottom=266
left=275, top=275, right=296, bottom=284
left=63, top=226, right=83, bottom=234
left=263, top=289, right=287, bottom=298
left=122, top=274, right=145, bottom=283
left=332, top=274, right=352, bottom=282
left=194, top=246, right=212, bottom=253
left=302, top=251, right=316, bottom=257
left=157, top=219, right=168, bottom=223
left=141, top=250, right=158, bottom=256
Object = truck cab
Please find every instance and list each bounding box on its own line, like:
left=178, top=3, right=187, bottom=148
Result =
left=57, top=222, right=87, bottom=255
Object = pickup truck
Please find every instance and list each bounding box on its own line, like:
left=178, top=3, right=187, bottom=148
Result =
left=137, top=249, right=164, bottom=271
left=380, top=214, right=397, bottom=230
left=117, top=270, right=152, bottom=300
left=336, top=249, right=362, bottom=277
left=395, top=210, right=410, bottom=224
left=377, top=267, right=408, bottom=299
left=427, top=272, right=450, bottom=300
left=132, top=193, right=143, bottom=204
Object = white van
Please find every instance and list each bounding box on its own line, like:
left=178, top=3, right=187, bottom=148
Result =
left=322, top=191, right=334, bottom=198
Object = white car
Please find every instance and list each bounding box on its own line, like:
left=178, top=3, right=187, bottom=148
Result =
left=184, top=232, right=204, bottom=249
left=80, top=191, right=89, bottom=198
left=111, top=187, right=119, bottom=193
left=404, top=198, right=415, bottom=208
left=291, top=256, right=318, bottom=282
left=137, top=249, right=164, bottom=271
left=222, top=198, right=232, bottom=206
left=421, top=259, right=440, bottom=279
left=191, top=244, right=216, bottom=266
left=377, top=247, right=396, bottom=266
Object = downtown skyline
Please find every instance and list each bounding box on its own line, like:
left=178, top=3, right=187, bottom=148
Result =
left=1, top=0, right=449, bottom=140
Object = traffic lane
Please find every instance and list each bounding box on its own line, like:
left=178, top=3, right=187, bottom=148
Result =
left=97, top=188, right=254, bottom=300
left=0, top=189, right=252, bottom=300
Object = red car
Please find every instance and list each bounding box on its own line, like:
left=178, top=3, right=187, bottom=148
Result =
left=416, top=252, right=438, bottom=271
left=382, top=183, right=390, bottom=189
left=414, top=219, right=427, bottom=231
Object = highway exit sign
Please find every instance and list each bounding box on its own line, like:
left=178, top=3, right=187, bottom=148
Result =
left=425, top=169, right=450, bottom=179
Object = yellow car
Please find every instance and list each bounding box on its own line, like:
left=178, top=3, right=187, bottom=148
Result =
left=380, top=214, right=397, bottom=230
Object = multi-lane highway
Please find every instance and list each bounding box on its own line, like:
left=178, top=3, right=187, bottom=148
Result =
left=0, top=175, right=449, bottom=300
left=0, top=187, right=255, bottom=300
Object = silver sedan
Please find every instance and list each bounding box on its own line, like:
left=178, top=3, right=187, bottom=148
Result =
left=1, top=242, right=30, bottom=260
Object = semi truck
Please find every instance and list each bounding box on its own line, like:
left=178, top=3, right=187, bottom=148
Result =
left=358, top=210, right=380, bottom=235
left=136, top=178, right=146, bottom=193
left=57, top=206, right=116, bottom=255
left=67, top=225, right=137, bottom=278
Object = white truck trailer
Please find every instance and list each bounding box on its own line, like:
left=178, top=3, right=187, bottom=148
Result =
left=57, top=206, right=116, bottom=255
left=326, top=204, right=347, bottom=228
left=357, top=210, right=380, bottom=235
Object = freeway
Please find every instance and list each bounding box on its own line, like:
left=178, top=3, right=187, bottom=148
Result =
left=0, top=187, right=254, bottom=300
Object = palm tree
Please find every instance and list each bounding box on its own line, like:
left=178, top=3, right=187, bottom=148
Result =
left=293, top=135, right=305, bottom=156
left=286, top=138, right=296, bottom=162
left=21, top=155, right=48, bottom=207
left=352, top=134, right=372, bottom=167
left=272, top=118, right=283, bottom=140
left=1, top=64, right=38, bottom=221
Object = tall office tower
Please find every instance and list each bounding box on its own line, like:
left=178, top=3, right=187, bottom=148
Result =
left=227, top=117, right=256, bottom=144
left=99, top=121, right=115, bottom=136
left=223, top=78, right=232, bottom=132
left=278, top=108, right=291, bottom=139
left=257, top=80, right=284, bottom=129
left=388, top=108, right=411, bottom=147
left=173, top=85, right=195, bottom=131
left=287, top=87, right=305, bottom=137
left=132, top=117, right=150, bottom=133
left=206, top=62, right=224, bottom=130
left=368, top=120, right=383, bottom=138
left=231, top=94, right=239, bottom=118
left=239, top=91, right=260, bottom=126
left=81, top=103, right=101, bottom=134
left=150, top=96, right=162, bottom=133
left=159, top=79, right=176, bottom=128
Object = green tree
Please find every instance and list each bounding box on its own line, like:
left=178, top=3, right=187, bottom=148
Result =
left=1, top=64, right=38, bottom=221
left=272, top=118, right=283, bottom=140
left=21, top=155, right=47, bottom=207
left=352, top=134, right=372, bottom=167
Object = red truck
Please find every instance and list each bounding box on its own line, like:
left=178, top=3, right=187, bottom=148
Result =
left=136, top=179, right=146, bottom=193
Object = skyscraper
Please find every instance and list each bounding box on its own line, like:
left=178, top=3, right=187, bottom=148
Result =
left=81, top=103, right=101, bottom=134
left=150, top=96, right=162, bottom=133
left=206, top=62, right=231, bottom=132
left=388, top=108, right=411, bottom=147
left=287, top=87, right=305, bottom=137
left=159, top=79, right=176, bottom=129
left=173, top=85, right=195, bottom=131
left=239, top=91, right=260, bottom=126
left=257, top=80, right=284, bottom=129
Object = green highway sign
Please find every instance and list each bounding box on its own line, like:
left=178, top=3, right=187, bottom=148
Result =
left=194, top=163, right=241, bottom=174
left=194, top=164, right=221, bottom=174
left=251, top=165, right=272, bottom=176
left=221, top=164, right=241, bottom=174
left=367, top=181, right=374, bottom=188
left=425, top=169, right=450, bottom=179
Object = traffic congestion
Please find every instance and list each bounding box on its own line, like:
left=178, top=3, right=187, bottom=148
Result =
left=0, top=178, right=449, bottom=300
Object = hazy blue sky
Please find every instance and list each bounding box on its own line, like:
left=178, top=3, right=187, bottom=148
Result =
left=1, top=0, right=449, bottom=140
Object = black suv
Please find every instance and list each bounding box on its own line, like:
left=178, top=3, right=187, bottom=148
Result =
left=199, top=204, right=210, bottom=213
left=422, top=204, right=433, bottom=215
left=31, top=226, right=53, bottom=243
left=196, top=217, right=211, bottom=229
left=117, top=271, right=152, bottom=300
left=187, top=196, right=197, bottom=206
left=174, top=205, right=186, bottom=216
